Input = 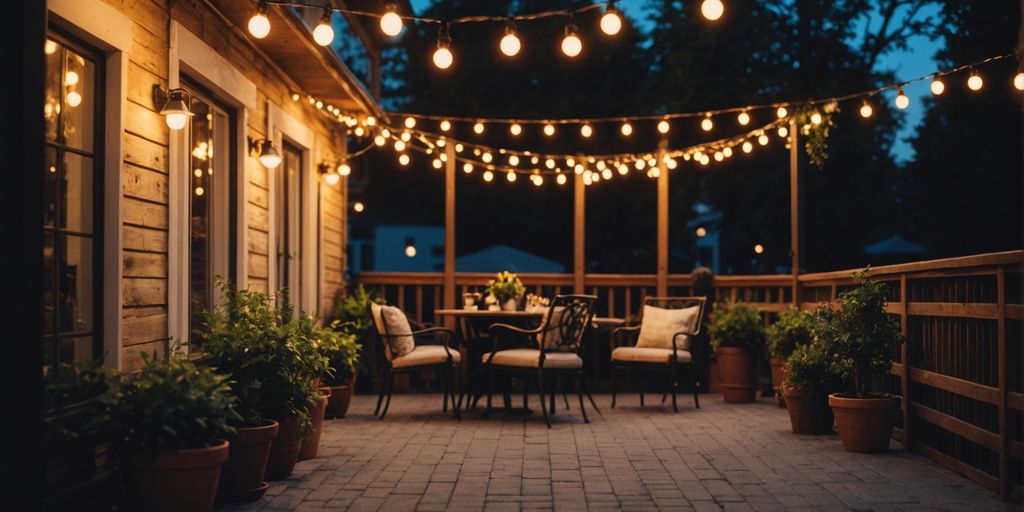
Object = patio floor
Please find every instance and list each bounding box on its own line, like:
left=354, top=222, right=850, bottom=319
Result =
left=226, top=393, right=1015, bottom=511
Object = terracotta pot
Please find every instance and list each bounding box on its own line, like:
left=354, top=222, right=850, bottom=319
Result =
left=715, top=347, right=757, bottom=403
left=125, top=439, right=229, bottom=512
left=325, top=378, right=356, bottom=419
left=265, top=415, right=301, bottom=480
left=299, top=390, right=331, bottom=461
left=783, top=387, right=834, bottom=435
left=217, top=420, right=279, bottom=502
left=829, top=394, right=899, bottom=453
left=500, top=298, right=518, bottom=311
left=769, top=358, right=787, bottom=407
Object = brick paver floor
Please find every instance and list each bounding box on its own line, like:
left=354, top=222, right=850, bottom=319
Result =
left=225, top=393, right=1015, bottom=511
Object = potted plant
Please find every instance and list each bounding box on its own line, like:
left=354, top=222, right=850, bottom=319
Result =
left=783, top=332, right=847, bottom=434
left=321, top=322, right=361, bottom=419
left=766, top=307, right=815, bottom=406
left=289, top=313, right=337, bottom=461
left=109, top=351, right=238, bottom=512
left=708, top=302, right=765, bottom=403
left=329, top=286, right=383, bottom=393
left=485, top=271, right=525, bottom=311
left=824, top=269, right=904, bottom=452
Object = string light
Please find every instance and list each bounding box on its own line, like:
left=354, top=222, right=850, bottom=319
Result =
left=510, top=123, right=522, bottom=136
left=737, top=111, right=750, bottom=125
left=462, top=162, right=474, bottom=173
left=506, top=171, right=517, bottom=182
left=353, top=201, right=365, bottom=213
left=483, top=170, right=494, bottom=182
left=545, top=158, right=556, bottom=169
left=543, top=124, right=556, bottom=136
left=894, top=87, right=910, bottom=109
left=581, top=124, right=593, bottom=138
left=776, top=126, right=788, bottom=138
left=473, top=122, right=485, bottom=134
left=701, top=115, right=713, bottom=131
left=398, top=153, right=410, bottom=166
left=561, top=22, right=582, bottom=58
left=440, top=120, right=451, bottom=131
left=313, top=6, right=335, bottom=46
left=509, top=155, right=520, bottom=166
left=394, top=140, right=406, bottom=151
left=432, top=24, right=454, bottom=70
left=405, top=117, right=416, bottom=129
left=620, top=122, right=633, bottom=136
left=967, top=70, right=983, bottom=91
left=380, top=4, right=403, bottom=37
left=758, top=134, right=769, bottom=145
left=776, top=106, right=788, bottom=118
left=531, top=174, right=544, bottom=186
left=556, top=173, right=568, bottom=185
left=338, top=162, right=351, bottom=176
left=500, top=22, right=522, bottom=57
left=374, top=135, right=386, bottom=146
left=742, top=141, right=753, bottom=153
left=657, top=120, right=670, bottom=134
left=1015, top=72, right=1024, bottom=91
left=810, top=112, right=823, bottom=125
left=248, top=1, right=271, bottom=39
left=432, top=158, right=443, bottom=169
left=859, top=100, right=873, bottom=118
left=930, top=78, right=945, bottom=95
left=482, top=152, right=493, bottom=163
left=600, top=2, right=623, bottom=36
left=701, top=0, right=725, bottom=21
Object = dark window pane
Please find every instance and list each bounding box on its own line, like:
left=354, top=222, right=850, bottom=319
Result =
left=61, top=152, right=94, bottom=233
left=44, top=39, right=61, bottom=143
left=43, top=233, right=55, bottom=335
left=61, top=46, right=96, bottom=151
left=44, top=146, right=57, bottom=227
left=189, top=98, right=212, bottom=334
left=58, top=235, right=94, bottom=334
left=59, top=336, right=96, bottom=365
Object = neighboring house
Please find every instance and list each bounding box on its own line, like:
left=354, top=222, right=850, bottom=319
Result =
left=686, top=203, right=723, bottom=274
left=370, top=226, right=445, bottom=272
left=865, top=235, right=927, bottom=264
left=457, top=245, right=565, bottom=273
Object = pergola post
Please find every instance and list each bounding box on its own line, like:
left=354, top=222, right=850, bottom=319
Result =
left=788, top=118, right=802, bottom=305
left=443, top=143, right=456, bottom=320
left=656, top=139, right=669, bottom=297
left=573, top=170, right=585, bottom=294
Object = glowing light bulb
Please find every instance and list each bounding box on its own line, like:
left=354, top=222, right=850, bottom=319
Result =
left=776, top=106, right=788, bottom=118
left=165, top=112, right=188, bottom=130
left=506, top=171, right=517, bottom=183
left=500, top=29, right=521, bottom=57
left=455, top=143, right=464, bottom=153
left=405, top=244, right=417, bottom=257
left=566, top=158, right=575, bottom=167
left=737, top=111, right=750, bottom=125
left=324, top=172, right=340, bottom=186
left=195, top=186, right=205, bottom=196
left=543, top=124, right=555, bottom=137
left=601, top=168, right=613, bottom=180
left=354, top=126, right=365, bottom=137
left=754, top=243, right=764, bottom=254
left=483, top=170, right=494, bottom=182
left=439, top=120, right=451, bottom=131
left=618, top=164, right=628, bottom=175
left=66, top=91, right=82, bottom=107
left=556, top=173, right=567, bottom=185
left=65, top=70, right=79, bottom=86
left=810, top=112, right=823, bottom=125
left=600, top=8, right=623, bottom=35
left=859, top=101, right=873, bottom=118
left=482, top=152, right=493, bottom=163
left=967, top=72, right=983, bottom=91
left=714, top=151, right=724, bottom=162
left=574, top=163, right=585, bottom=174
left=313, top=13, right=335, bottom=46
left=366, top=116, right=377, bottom=126
left=696, top=227, right=707, bottom=237
left=620, top=122, right=633, bottom=136
left=545, top=158, right=556, bottom=169
left=338, top=163, right=351, bottom=176
left=758, top=134, right=769, bottom=145
left=509, top=155, right=520, bottom=166
left=510, top=123, right=522, bottom=136
left=531, top=174, right=544, bottom=186
left=45, top=39, right=57, bottom=55
left=561, top=31, right=582, bottom=58
left=930, top=79, right=945, bottom=95
left=894, top=89, right=910, bottom=110
left=248, top=5, right=271, bottom=39
left=380, top=8, right=403, bottom=37
left=393, top=140, right=406, bottom=152
left=701, top=0, right=724, bottom=21
left=1015, top=72, right=1024, bottom=91
left=657, top=120, right=670, bottom=134
left=635, top=159, right=645, bottom=170
left=433, top=45, right=453, bottom=69
left=777, top=126, right=789, bottom=138
left=462, top=163, right=473, bottom=173
left=701, top=116, right=713, bottom=131
left=723, top=147, right=733, bottom=158
left=581, top=124, right=593, bottom=138
left=403, top=117, right=416, bottom=129
left=374, top=135, right=385, bottom=146
left=353, top=201, right=365, bottom=212
left=473, top=122, right=485, bottom=134
left=398, top=154, right=410, bottom=166
left=432, top=158, right=442, bottom=169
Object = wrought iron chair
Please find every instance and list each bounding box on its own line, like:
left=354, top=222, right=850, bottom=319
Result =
left=610, top=296, right=707, bottom=412
left=470, top=295, right=597, bottom=428
left=369, top=304, right=461, bottom=420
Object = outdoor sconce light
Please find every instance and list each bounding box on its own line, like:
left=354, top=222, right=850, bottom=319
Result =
left=248, top=137, right=282, bottom=169
left=153, top=85, right=194, bottom=130
left=319, top=162, right=340, bottom=186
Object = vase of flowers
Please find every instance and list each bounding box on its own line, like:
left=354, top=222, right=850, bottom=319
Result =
left=486, top=271, right=525, bottom=312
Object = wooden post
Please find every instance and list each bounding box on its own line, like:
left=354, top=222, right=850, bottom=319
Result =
left=900, top=273, right=911, bottom=451
left=996, top=266, right=1008, bottom=500
left=788, top=118, right=801, bottom=304
left=573, top=170, right=585, bottom=294
left=656, top=139, right=669, bottom=297
left=443, top=143, right=456, bottom=319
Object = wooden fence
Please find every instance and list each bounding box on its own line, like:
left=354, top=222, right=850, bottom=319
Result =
left=354, top=250, right=1022, bottom=500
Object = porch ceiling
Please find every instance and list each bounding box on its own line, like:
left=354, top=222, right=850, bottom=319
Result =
left=211, top=0, right=381, bottom=117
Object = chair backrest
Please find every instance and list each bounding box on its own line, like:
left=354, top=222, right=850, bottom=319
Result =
left=538, top=294, right=596, bottom=354
left=641, top=296, right=708, bottom=336
left=369, top=303, right=415, bottom=361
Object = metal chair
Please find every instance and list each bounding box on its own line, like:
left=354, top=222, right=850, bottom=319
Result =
left=610, top=296, right=707, bottom=412
left=369, top=304, right=461, bottom=420
left=471, top=295, right=597, bottom=428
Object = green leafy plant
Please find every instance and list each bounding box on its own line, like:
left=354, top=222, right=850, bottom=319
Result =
left=708, top=302, right=766, bottom=356
left=319, top=321, right=361, bottom=385
left=44, top=359, right=116, bottom=442
left=485, top=271, right=525, bottom=302
left=329, top=285, right=383, bottom=336
left=819, top=269, right=903, bottom=398
left=784, top=340, right=848, bottom=400
left=109, top=351, right=239, bottom=454
left=766, top=307, right=816, bottom=359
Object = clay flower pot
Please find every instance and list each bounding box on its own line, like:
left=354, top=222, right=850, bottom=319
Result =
left=715, top=347, right=757, bottom=403
left=769, top=358, right=787, bottom=407
left=325, top=378, right=356, bottom=419
left=265, top=415, right=302, bottom=480
left=299, top=389, right=331, bottom=461
left=217, top=420, right=279, bottom=502
left=783, top=387, right=834, bottom=435
left=125, top=439, right=229, bottom=512
left=829, top=394, right=899, bottom=453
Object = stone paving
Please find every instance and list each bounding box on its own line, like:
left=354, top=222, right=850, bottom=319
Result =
left=224, top=393, right=1015, bottom=511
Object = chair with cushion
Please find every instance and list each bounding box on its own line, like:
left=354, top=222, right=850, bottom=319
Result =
left=370, top=304, right=461, bottom=419
left=611, top=296, right=707, bottom=412
left=475, top=295, right=597, bottom=428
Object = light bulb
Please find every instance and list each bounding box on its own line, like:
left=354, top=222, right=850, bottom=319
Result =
left=455, top=143, right=464, bottom=153
left=195, top=186, right=205, bottom=196
left=433, top=45, right=453, bottom=69
left=65, top=70, right=79, bottom=86
left=701, top=116, right=713, bottom=131
left=463, top=163, right=473, bottom=173
left=859, top=101, right=873, bottom=118
left=473, top=122, right=485, bottom=134
left=506, top=171, right=517, bottom=182
left=545, top=158, right=556, bottom=169
left=66, top=91, right=82, bottom=107
left=556, top=173, right=567, bottom=185
left=509, top=155, right=520, bottom=166
left=777, top=126, right=788, bottom=138
left=696, top=227, right=707, bottom=237
left=404, top=117, right=416, bottom=129
left=894, top=89, right=910, bottom=109
left=481, top=170, right=493, bottom=182
left=400, top=131, right=411, bottom=142
left=581, top=124, right=593, bottom=137
left=930, top=78, right=945, bottom=95
left=601, top=168, right=613, bottom=180
left=620, top=122, right=633, bottom=136
left=324, top=172, right=340, bottom=186
left=758, top=134, right=769, bottom=145
left=165, top=112, right=188, bottom=130
left=313, top=14, right=335, bottom=46
left=754, top=244, right=764, bottom=254
left=248, top=5, right=271, bottom=39
left=700, top=154, right=710, bottom=165
left=398, top=154, right=410, bottom=166
left=1015, top=72, right=1024, bottom=91
left=374, top=135, right=385, bottom=146
left=394, top=140, right=406, bottom=151
left=532, top=174, right=544, bottom=186
left=482, top=152, right=493, bottom=163
left=510, top=123, right=522, bottom=136
left=701, top=0, right=724, bottom=21
left=366, top=116, right=377, bottom=126
left=634, top=159, right=645, bottom=170
left=353, top=201, right=364, bottom=213
left=574, top=163, right=584, bottom=174
left=566, top=157, right=575, bottom=167
left=440, top=120, right=451, bottom=131
left=737, top=111, right=750, bottom=125
left=405, top=244, right=417, bottom=257
left=600, top=8, right=623, bottom=36
left=776, top=106, right=788, bottom=118
left=338, top=163, right=351, bottom=176
left=543, top=124, right=555, bottom=136
left=380, top=9, right=403, bottom=37
left=967, top=73, right=983, bottom=91
left=714, top=152, right=724, bottom=162
left=432, top=158, right=442, bottom=169
left=45, top=39, right=57, bottom=55
left=561, top=32, right=582, bottom=58
left=500, top=30, right=521, bottom=57
left=742, top=141, right=753, bottom=153
left=810, top=112, right=822, bottom=125
left=657, top=120, right=670, bottom=133
left=618, top=164, right=628, bottom=175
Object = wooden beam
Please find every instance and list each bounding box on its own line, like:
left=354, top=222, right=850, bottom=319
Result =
left=789, top=117, right=801, bottom=303
left=997, top=266, right=1008, bottom=500
left=901, top=273, right=911, bottom=450
left=656, top=138, right=669, bottom=297
left=443, top=143, right=456, bottom=319
left=574, top=169, right=585, bottom=293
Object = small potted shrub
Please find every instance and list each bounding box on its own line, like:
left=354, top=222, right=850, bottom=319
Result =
left=783, top=334, right=846, bottom=434
left=329, top=286, right=382, bottom=393
left=110, top=351, right=238, bottom=512
left=824, top=269, right=904, bottom=452
left=766, top=307, right=815, bottom=406
left=709, top=302, right=766, bottom=403
left=321, top=323, right=361, bottom=419
left=290, top=314, right=336, bottom=461
left=485, top=271, right=525, bottom=311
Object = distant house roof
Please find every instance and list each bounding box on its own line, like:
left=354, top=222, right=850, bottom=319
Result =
left=457, top=245, right=565, bottom=273
left=864, top=235, right=926, bottom=255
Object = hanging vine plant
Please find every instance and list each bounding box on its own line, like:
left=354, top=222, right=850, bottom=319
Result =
left=795, top=103, right=837, bottom=168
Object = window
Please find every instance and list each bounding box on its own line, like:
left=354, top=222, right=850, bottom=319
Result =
left=184, top=81, right=236, bottom=335
left=43, top=33, right=103, bottom=373
left=276, top=142, right=303, bottom=306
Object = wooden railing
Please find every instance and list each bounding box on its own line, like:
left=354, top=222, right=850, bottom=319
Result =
left=354, top=250, right=1023, bottom=501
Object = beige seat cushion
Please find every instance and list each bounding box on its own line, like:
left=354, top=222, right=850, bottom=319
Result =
left=482, top=349, right=582, bottom=369
left=611, top=346, right=692, bottom=364
left=370, top=304, right=415, bottom=359
left=636, top=305, right=700, bottom=350
left=392, top=345, right=461, bottom=369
